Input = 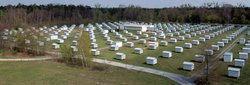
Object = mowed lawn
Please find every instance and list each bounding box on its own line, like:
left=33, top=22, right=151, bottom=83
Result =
left=209, top=30, right=250, bottom=85
left=0, top=61, right=178, bottom=85
left=95, top=27, right=240, bottom=76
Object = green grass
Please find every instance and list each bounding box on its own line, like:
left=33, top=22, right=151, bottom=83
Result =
left=0, top=61, right=178, bottom=85
left=95, top=27, right=240, bottom=76
left=208, top=30, right=250, bottom=85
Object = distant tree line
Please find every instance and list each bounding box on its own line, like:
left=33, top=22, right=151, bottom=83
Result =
left=0, top=3, right=249, bottom=30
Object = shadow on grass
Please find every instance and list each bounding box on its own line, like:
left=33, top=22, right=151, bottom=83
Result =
left=190, top=60, right=196, bottom=62
left=178, top=67, right=193, bottom=72
left=143, top=62, right=156, bottom=66
left=190, top=60, right=203, bottom=63
left=177, top=67, right=183, bottom=71
left=221, top=74, right=239, bottom=79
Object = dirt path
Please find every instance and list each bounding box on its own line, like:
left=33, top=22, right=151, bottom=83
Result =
left=93, top=58, right=195, bottom=85
left=0, top=57, right=55, bottom=61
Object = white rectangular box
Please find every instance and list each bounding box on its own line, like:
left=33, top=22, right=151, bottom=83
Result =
left=228, top=67, right=240, bottom=78
left=116, top=53, right=126, bottom=60
left=234, top=59, right=245, bottom=67
left=224, top=52, right=233, bottom=62
left=175, top=46, right=183, bottom=53
left=183, top=61, right=194, bottom=71
left=162, top=51, right=172, bottom=58
left=146, top=57, right=157, bottom=65
left=239, top=52, right=248, bottom=59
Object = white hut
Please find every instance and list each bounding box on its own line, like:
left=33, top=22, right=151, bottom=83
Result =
left=90, top=38, right=96, bottom=43
left=211, top=45, right=220, bottom=51
left=228, top=67, right=240, bottom=78
left=147, top=42, right=159, bottom=47
left=137, top=31, right=142, bottom=35
left=149, top=37, right=157, bottom=42
left=102, top=30, right=109, bottom=34
left=110, top=45, right=119, bottom=51
left=185, top=34, right=191, bottom=39
left=184, top=43, right=192, bottom=49
left=222, top=39, right=229, bottom=44
left=139, top=39, right=146, bottom=44
left=183, top=61, right=194, bottom=71
left=160, top=41, right=168, bottom=46
left=162, top=51, right=172, bottom=58
left=120, top=38, right=127, bottom=42
left=191, top=32, right=197, bottom=37
left=167, top=33, right=173, bottom=37
left=151, top=32, right=157, bottom=36
left=25, top=39, right=31, bottom=44
left=51, top=35, right=58, bottom=40
left=178, top=36, right=185, bottom=41
left=170, top=38, right=177, bottom=43
left=174, top=32, right=180, bottom=36
left=224, top=52, right=233, bottom=62
left=91, top=43, right=98, bottom=49
left=71, top=46, right=78, bottom=52
left=72, top=40, right=78, bottom=46
left=106, top=40, right=113, bottom=45
left=158, top=33, right=166, bottom=39
left=242, top=48, right=250, bottom=53
left=116, top=34, right=123, bottom=39
left=205, top=35, right=211, bottom=40
left=132, top=35, right=139, bottom=40
left=196, top=31, right=201, bottom=35
left=116, top=53, right=126, bottom=60
left=205, top=49, right=213, bottom=56
left=199, top=37, right=206, bottom=42
left=245, top=44, right=250, bottom=48
left=217, top=42, right=225, bottom=47
left=210, top=33, right=215, bottom=38
left=148, top=44, right=158, bottom=50
left=127, top=33, right=133, bottom=37
left=143, top=34, right=149, bottom=38
left=234, top=59, right=245, bottom=67
left=56, top=39, right=64, bottom=44
left=175, top=46, right=183, bottom=53
left=134, top=48, right=143, bottom=54
left=195, top=55, right=205, bottom=62
left=146, top=57, right=157, bottom=65
left=239, top=38, right=245, bottom=44
left=201, top=30, right=206, bottom=33
left=126, top=42, right=134, bottom=47
left=248, top=31, right=250, bottom=35
left=105, top=36, right=110, bottom=40
left=91, top=49, right=100, bottom=56
left=112, top=41, right=123, bottom=47
left=239, top=52, right=248, bottom=60
left=61, top=35, right=68, bottom=40
left=192, top=40, right=200, bottom=45
left=52, top=43, right=60, bottom=49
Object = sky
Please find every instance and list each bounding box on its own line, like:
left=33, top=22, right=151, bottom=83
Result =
left=0, top=0, right=249, bottom=8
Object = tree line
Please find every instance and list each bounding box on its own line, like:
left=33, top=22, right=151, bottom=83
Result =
left=0, top=3, right=249, bottom=31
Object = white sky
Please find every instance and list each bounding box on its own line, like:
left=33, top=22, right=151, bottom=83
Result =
left=0, top=0, right=249, bottom=8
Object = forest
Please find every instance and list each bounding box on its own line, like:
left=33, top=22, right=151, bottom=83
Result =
left=0, top=3, right=249, bottom=31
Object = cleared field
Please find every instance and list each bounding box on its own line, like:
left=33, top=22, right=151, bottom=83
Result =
left=94, top=26, right=239, bottom=76
left=0, top=61, right=178, bottom=85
